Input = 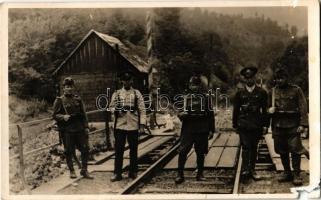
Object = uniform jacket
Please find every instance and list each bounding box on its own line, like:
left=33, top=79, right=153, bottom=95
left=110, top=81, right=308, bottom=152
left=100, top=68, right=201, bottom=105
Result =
left=269, top=84, right=308, bottom=129
left=233, top=86, right=269, bottom=130
left=180, top=93, right=215, bottom=134
left=109, top=87, right=146, bottom=131
left=52, top=94, right=89, bottom=133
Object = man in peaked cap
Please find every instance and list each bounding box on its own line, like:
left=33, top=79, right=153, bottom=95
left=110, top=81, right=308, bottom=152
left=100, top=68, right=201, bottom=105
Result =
left=232, top=65, right=269, bottom=183
left=267, top=68, right=309, bottom=186
left=175, top=74, right=215, bottom=184
left=109, top=70, right=146, bottom=182
left=52, top=77, right=93, bottom=179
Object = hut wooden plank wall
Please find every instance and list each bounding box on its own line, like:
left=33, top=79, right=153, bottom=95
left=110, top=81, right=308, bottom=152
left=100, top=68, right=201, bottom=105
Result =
left=53, top=30, right=149, bottom=121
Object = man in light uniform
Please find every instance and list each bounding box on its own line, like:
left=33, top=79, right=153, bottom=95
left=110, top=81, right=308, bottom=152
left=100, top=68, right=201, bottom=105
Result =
left=109, top=71, right=146, bottom=181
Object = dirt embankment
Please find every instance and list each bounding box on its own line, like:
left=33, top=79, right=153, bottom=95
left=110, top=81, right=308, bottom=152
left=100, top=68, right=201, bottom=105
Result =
left=9, top=121, right=108, bottom=194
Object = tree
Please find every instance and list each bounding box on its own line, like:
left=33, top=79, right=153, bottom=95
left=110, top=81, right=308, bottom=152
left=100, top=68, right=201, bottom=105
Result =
left=290, top=25, right=298, bottom=37
left=272, top=36, right=308, bottom=95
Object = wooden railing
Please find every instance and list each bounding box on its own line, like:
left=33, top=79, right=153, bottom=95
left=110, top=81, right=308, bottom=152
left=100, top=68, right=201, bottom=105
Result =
left=9, top=109, right=109, bottom=193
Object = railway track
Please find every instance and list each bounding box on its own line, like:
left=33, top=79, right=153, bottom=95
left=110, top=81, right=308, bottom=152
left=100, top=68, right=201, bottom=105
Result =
left=57, top=130, right=298, bottom=195
left=120, top=131, right=243, bottom=194
left=55, top=133, right=179, bottom=194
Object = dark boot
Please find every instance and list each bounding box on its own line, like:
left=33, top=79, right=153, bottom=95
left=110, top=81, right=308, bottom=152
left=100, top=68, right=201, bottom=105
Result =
left=128, top=171, right=137, bottom=179
left=175, top=153, right=187, bottom=184
left=196, top=154, right=206, bottom=181
left=175, top=170, right=185, bottom=184
left=79, top=148, right=93, bottom=179
left=80, top=170, right=94, bottom=179
left=251, top=171, right=262, bottom=181
left=69, top=170, right=77, bottom=179
left=241, top=147, right=251, bottom=183
left=278, top=171, right=293, bottom=182
left=81, top=150, right=89, bottom=173
left=278, top=154, right=293, bottom=182
left=241, top=170, right=251, bottom=184
left=292, top=171, right=303, bottom=186
left=292, top=153, right=302, bottom=186
left=196, top=170, right=206, bottom=181
left=110, top=174, right=123, bottom=182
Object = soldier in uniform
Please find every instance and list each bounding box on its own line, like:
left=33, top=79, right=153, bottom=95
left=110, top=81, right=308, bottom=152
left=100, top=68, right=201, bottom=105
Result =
left=268, top=68, right=309, bottom=186
left=175, top=75, right=215, bottom=184
left=232, top=66, right=269, bottom=183
left=109, top=71, right=146, bottom=182
left=52, top=77, right=93, bottom=179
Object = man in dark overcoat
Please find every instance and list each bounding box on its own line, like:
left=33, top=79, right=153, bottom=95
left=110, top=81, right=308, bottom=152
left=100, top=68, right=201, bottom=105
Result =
left=175, top=75, right=215, bottom=184
left=232, top=66, right=269, bottom=182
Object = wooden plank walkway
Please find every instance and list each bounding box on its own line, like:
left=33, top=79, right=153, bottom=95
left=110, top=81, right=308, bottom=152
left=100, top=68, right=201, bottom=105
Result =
left=164, top=132, right=240, bottom=169
left=217, top=147, right=239, bottom=168
left=204, top=147, right=224, bottom=168
left=264, top=133, right=309, bottom=171
left=31, top=134, right=175, bottom=194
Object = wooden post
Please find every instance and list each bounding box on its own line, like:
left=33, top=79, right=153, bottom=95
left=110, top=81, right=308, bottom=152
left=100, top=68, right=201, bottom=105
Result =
left=17, top=125, right=30, bottom=193
left=272, top=87, right=275, bottom=107
left=105, top=111, right=112, bottom=150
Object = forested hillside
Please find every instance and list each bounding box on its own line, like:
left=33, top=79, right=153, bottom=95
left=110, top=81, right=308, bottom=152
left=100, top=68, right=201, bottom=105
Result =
left=9, top=8, right=308, bottom=104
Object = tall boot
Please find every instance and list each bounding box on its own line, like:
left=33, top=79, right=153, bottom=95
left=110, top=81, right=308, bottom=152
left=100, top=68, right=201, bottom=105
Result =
left=249, top=143, right=262, bottom=181
left=196, top=154, right=206, bottom=181
left=278, top=153, right=293, bottom=182
left=80, top=150, right=93, bottom=179
left=175, top=154, right=186, bottom=184
left=241, top=149, right=251, bottom=183
left=65, top=152, right=77, bottom=178
left=292, top=153, right=303, bottom=186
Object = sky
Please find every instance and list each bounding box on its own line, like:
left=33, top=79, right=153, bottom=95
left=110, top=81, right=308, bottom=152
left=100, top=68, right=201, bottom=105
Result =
left=205, top=6, right=308, bottom=36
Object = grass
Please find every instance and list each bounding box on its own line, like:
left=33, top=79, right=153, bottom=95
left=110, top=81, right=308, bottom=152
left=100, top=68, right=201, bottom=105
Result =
left=9, top=95, right=51, bottom=124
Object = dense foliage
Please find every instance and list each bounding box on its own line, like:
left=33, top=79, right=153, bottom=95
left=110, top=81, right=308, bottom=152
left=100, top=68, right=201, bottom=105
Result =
left=9, top=8, right=308, bottom=102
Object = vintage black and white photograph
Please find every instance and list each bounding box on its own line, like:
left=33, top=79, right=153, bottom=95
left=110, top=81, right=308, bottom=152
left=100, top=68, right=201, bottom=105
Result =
left=2, top=0, right=320, bottom=199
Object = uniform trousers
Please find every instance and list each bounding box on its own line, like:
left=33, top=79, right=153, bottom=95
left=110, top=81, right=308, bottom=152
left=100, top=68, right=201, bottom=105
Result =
left=177, top=132, right=209, bottom=174
left=273, top=127, right=308, bottom=172
left=237, top=128, right=262, bottom=174
left=114, top=129, right=139, bottom=176
left=63, top=130, right=89, bottom=171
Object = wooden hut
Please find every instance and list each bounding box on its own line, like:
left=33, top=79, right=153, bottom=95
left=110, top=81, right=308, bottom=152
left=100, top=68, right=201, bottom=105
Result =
left=53, top=30, right=149, bottom=115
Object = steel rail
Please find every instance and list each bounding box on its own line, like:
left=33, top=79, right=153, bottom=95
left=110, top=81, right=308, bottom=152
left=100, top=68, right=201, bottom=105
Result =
left=120, top=140, right=180, bottom=194
left=233, top=147, right=242, bottom=194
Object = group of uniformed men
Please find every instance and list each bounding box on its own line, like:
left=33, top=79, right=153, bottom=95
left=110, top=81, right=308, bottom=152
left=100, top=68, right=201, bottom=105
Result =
left=53, top=65, right=309, bottom=186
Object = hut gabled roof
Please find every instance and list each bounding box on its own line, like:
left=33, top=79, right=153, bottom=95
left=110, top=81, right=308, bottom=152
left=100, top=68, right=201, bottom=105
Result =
left=53, top=29, right=148, bottom=75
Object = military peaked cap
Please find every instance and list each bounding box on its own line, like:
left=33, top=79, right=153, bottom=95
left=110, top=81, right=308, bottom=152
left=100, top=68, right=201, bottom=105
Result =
left=274, top=68, right=289, bottom=78
left=189, top=75, right=202, bottom=85
left=119, top=70, right=134, bottom=81
left=63, top=77, right=75, bottom=86
left=240, top=65, right=258, bottom=78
